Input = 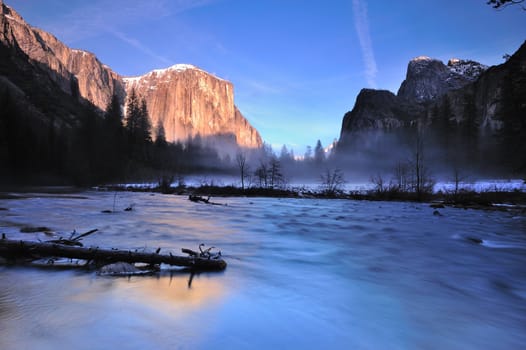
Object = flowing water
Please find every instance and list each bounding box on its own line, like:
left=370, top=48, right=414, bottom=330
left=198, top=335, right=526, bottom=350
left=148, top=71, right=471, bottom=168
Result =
left=0, top=191, right=525, bottom=349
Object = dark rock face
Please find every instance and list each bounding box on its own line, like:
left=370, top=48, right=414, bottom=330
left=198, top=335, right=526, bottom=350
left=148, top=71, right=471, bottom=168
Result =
left=397, top=56, right=487, bottom=103
left=341, top=55, right=488, bottom=141
left=0, top=3, right=123, bottom=109
left=341, top=89, right=405, bottom=133
left=340, top=43, right=524, bottom=137
left=338, top=41, right=526, bottom=174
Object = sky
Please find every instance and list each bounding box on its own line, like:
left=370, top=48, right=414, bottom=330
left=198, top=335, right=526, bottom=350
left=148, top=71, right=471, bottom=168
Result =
left=6, top=0, right=526, bottom=155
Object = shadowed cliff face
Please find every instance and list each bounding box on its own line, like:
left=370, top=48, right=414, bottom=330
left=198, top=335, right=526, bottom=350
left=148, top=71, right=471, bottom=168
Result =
left=0, top=3, right=124, bottom=108
left=338, top=41, right=526, bottom=175
left=397, top=56, right=487, bottom=103
left=123, top=65, right=262, bottom=148
left=340, top=45, right=523, bottom=139
left=0, top=2, right=261, bottom=150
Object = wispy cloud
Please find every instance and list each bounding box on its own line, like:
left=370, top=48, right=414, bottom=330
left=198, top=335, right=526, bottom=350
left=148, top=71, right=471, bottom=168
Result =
left=45, top=0, right=170, bottom=43
left=243, top=79, right=282, bottom=95
left=42, top=0, right=216, bottom=66
left=110, top=30, right=172, bottom=66
left=352, top=0, right=377, bottom=88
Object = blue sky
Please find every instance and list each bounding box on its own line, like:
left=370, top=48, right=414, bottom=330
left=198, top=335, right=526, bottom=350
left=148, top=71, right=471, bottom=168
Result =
left=7, top=0, right=526, bottom=154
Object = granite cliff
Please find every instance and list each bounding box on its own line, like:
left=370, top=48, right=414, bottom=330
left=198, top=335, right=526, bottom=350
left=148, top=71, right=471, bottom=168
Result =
left=0, top=1, right=261, bottom=150
left=339, top=43, right=526, bottom=138
left=0, top=1, right=123, bottom=110
left=397, top=56, right=487, bottom=103
left=123, top=65, right=262, bottom=148
left=338, top=41, right=526, bottom=173
left=340, top=55, right=489, bottom=139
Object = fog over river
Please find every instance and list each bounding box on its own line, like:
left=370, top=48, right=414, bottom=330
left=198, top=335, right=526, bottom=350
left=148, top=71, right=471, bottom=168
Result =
left=1, top=191, right=525, bottom=349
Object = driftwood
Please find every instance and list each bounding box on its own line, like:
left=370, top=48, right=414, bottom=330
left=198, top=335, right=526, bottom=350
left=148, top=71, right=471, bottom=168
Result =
left=182, top=243, right=221, bottom=259
left=46, top=229, right=99, bottom=246
left=0, top=237, right=227, bottom=271
left=188, top=195, right=224, bottom=206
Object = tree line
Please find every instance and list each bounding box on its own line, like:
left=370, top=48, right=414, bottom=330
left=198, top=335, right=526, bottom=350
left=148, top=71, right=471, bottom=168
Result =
left=0, top=88, right=226, bottom=186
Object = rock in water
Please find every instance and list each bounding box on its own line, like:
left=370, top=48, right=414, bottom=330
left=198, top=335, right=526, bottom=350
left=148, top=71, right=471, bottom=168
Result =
left=98, top=262, right=142, bottom=276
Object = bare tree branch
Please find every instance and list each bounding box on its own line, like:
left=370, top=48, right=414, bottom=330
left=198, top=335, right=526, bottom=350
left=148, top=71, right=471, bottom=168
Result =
left=487, top=0, right=526, bottom=11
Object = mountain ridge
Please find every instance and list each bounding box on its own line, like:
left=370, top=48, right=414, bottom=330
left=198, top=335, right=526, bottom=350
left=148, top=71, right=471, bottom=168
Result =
left=338, top=40, right=526, bottom=174
left=0, top=1, right=261, bottom=150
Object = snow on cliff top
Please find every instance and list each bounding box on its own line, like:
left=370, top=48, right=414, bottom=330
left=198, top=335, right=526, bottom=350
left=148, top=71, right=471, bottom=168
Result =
left=409, top=55, right=487, bottom=80
left=447, top=58, right=488, bottom=79
left=412, top=56, right=434, bottom=62
left=123, top=64, right=227, bottom=83
left=153, top=64, right=197, bottom=74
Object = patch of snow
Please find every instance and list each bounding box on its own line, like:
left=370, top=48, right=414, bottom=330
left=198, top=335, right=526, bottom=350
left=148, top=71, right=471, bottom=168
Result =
left=152, top=64, right=197, bottom=74
left=72, top=49, right=88, bottom=57
left=2, top=13, right=23, bottom=24
left=434, top=179, right=526, bottom=193
left=412, top=56, right=433, bottom=62
left=447, top=58, right=488, bottom=80
left=122, top=63, right=228, bottom=84
left=122, top=76, right=142, bottom=84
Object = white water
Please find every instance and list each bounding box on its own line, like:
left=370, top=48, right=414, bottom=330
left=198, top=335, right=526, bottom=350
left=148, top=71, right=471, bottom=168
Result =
left=1, top=191, right=525, bottom=349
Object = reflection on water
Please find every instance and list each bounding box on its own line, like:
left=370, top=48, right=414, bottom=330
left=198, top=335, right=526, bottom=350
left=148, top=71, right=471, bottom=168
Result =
left=127, top=272, right=226, bottom=309
left=0, top=192, right=525, bottom=349
left=0, top=267, right=226, bottom=350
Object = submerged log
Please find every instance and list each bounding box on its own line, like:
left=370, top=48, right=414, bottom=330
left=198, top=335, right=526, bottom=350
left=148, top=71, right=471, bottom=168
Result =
left=188, top=195, right=224, bottom=206
left=0, top=238, right=227, bottom=271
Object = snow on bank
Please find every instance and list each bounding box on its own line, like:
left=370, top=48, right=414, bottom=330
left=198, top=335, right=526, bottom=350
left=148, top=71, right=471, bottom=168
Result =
left=96, top=178, right=525, bottom=194
left=434, top=179, right=526, bottom=193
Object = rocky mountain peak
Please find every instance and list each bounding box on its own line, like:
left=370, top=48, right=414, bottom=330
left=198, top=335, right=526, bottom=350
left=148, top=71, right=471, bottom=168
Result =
left=1, top=1, right=24, bottom=24
left=398, top=54, right=487, bottom=103
left=123, top=65, right=262, bottom=150
left=1, top=4, right=125, bottom=108
left=340, top=88, right=406, bottom=137
left=447, top=58, right=488, bottom=80
left=1, top=2, right=262, bottom=153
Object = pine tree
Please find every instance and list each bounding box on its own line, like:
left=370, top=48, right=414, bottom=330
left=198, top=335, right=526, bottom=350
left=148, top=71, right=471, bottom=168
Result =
left=314, top=139, right=325, bottom=165
left=105, top=94, right=123, bottom=133
left=139, top=98, right=152, bottom=145
left=125, top=88, right=140, bottom=154
left=154, top=119, right=167, bottom=148
left=124, top=89, right=152, bottom=162
left=102, top=93, right=126, bottom=179
left=435, top=95, right=455, bottom=165
left=461, top=93, right=479, bottom=168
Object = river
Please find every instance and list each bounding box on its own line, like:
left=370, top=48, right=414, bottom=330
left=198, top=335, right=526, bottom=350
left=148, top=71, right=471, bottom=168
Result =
left=1, top=191, right=525, bottom=349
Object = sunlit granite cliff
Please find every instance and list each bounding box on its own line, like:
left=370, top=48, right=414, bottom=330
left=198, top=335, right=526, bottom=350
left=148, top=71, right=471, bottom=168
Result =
left=0, top=1, right=261, bottom=149
left=123, top=65, right=262, bottom=147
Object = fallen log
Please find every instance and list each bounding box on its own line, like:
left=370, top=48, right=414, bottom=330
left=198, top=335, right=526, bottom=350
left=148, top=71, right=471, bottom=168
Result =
left=0, top=238, right=227, bottom=271
left=188, top=195, right=224, bottom=206
left=47, top=229, right=99, bottom=247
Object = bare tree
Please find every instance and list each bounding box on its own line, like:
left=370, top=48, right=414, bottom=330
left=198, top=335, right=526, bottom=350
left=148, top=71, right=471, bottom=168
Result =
left=253, top=157, right=285, bottom=189
left=236, top=151, right=249, bottom=190
left=370, top=174, right=387, bottom=194
left=254, top=161, right=268, bottom=188
left=393, top=161, right=411, bottom=192
left=411, top=130, right=434, bottom=200
left=320, top=168, right=346, bottom=196
left=487, top=0, right=525, bottom=10
left=268, top=157, right=285, bottom=189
